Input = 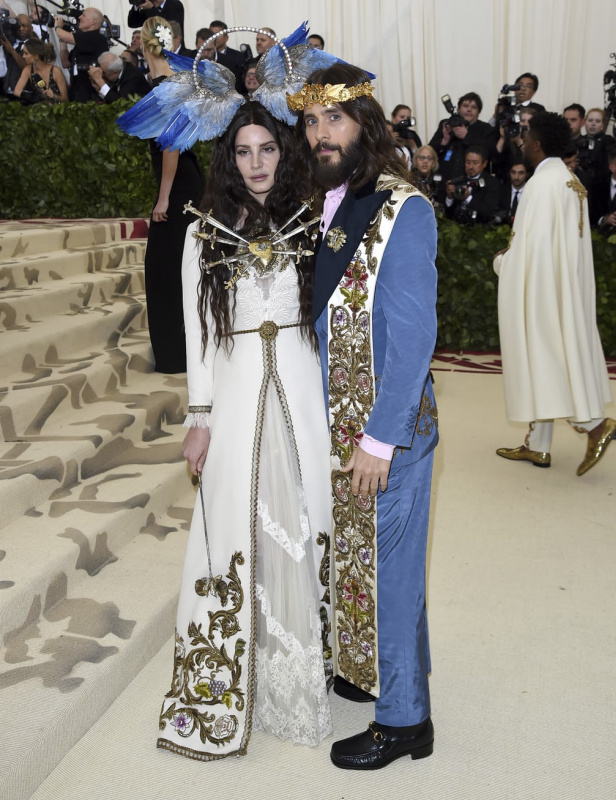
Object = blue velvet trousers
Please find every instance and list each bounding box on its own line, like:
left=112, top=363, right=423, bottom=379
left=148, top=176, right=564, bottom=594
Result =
left=374, top=451, right=434, bottom=727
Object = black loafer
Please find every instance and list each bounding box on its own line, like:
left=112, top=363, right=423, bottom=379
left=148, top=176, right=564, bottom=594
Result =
left=333, top=676, right=375, bottom=703
left=331, top=718, right=434, bottom=770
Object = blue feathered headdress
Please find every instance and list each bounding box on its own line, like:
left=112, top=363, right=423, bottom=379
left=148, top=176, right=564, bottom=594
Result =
left=117, top=22, right=376, bottom=152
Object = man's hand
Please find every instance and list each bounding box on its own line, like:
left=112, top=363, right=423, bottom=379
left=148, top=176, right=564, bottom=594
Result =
left=603, top=211, right=616, bottom=228
left=451, top=123, right=468, bottom=140
left=88, top=65, right=105, bottom=89
left=342, top=447, right=391, bottom=497
left=440, top=122, right=452, bottom=146
left=136, top=0, right=154, bottom=8
left=182, top=426, right=211, bottom=475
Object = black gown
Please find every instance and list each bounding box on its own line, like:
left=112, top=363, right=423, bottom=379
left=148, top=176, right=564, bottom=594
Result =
left=145, top=77, right=205, bottom=373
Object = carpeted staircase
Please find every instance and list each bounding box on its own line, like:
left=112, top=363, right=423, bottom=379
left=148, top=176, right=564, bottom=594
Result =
left=0, top=220, right=196, bottom=800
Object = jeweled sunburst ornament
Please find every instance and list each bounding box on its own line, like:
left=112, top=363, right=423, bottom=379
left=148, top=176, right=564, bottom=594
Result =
left=184, top=201, right=319, bottom=288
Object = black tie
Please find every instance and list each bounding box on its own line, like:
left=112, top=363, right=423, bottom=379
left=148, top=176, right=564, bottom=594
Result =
left=511, top=190, right=519, bottom=218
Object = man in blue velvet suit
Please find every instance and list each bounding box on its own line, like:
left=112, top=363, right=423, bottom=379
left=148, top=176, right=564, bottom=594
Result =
left=289, top=64, right=439, bottom=770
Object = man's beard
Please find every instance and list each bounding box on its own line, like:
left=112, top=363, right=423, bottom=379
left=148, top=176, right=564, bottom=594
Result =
left=310, top=135, right=363, bottom=190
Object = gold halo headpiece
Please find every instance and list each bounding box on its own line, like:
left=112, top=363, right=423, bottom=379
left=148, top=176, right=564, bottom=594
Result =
left=286, top=81, right=374, bottom=112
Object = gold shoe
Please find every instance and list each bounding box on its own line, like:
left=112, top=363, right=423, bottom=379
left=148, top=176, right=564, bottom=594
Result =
left=496, top=445, right=551, bottom=468
left=576, top=417, right=616, bottom=476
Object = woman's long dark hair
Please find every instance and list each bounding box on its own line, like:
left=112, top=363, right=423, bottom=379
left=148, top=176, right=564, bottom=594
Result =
left=296, top=64, right=409, bottom=193
left=197, top=102, right=316, bottom=352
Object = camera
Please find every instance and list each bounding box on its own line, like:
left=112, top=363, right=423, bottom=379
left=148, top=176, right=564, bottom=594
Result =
left=496, top=83, right=522, bottom=138
left=448, top=174, right=485, bottom=200
left=393, top=117, right=417, bottom=139
left=441, top=94, right=465, bottom=129
left=129, top=0, right=149, bottom=5
left=75, top=60, right=99, bottom=71
left=0, top=8, right=20, bottom=39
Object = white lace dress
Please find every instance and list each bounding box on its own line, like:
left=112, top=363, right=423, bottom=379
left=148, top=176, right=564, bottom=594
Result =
left=157, top=221, right=333, bottom=761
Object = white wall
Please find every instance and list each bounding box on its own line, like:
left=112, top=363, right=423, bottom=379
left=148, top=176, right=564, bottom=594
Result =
left=7, top=0, right=616, bottom=141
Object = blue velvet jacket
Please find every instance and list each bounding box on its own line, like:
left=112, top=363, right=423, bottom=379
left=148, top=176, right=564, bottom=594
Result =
left=314, top=179, right=439, bottom=466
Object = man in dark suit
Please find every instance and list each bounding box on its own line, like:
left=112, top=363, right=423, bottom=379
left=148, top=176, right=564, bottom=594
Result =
left=429, top=92, right=497, bottom=183
left=497, top=160, right=530, bottom=224
left=589, top=145, right=616, bottom=231
left=209, top=19, right=247, bottom=92
left=127, top=0, right=184, bottom=37
left=168, top=20, right=193, bottom=58
left=444, top=145, right=500, bottom=224
left=514, top=73, right=545, bottom=113
left=88, top=52, right=150, bottom=102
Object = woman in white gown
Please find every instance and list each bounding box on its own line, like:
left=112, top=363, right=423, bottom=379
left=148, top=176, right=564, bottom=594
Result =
left=157, top=102, right=333, bottom=761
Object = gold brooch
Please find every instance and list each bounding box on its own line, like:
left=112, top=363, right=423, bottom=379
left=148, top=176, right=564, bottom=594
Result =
left=286, top=82, right=374, bottom=112
left=327, top=227, right=347, bottom=252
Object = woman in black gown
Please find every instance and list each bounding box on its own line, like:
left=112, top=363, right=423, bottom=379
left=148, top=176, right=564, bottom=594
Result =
left=140, top=17, right=205, bottom=373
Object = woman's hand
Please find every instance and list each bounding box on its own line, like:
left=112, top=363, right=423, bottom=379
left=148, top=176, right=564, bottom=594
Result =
left=182, top=426, right=211, bottom=475
left=152, top=196, right=169, bottom=222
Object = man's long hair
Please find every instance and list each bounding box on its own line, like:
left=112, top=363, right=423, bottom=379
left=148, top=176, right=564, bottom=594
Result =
left=296, top=64, right=409, bottom=192
left=197, top=102, right=315, bottom=352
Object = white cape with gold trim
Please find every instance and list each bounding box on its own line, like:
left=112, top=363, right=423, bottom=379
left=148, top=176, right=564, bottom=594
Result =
left=494, top=158, right=611, bottom=422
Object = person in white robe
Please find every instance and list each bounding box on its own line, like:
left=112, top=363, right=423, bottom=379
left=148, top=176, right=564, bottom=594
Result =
left=494, top=111, right=615, bottom=476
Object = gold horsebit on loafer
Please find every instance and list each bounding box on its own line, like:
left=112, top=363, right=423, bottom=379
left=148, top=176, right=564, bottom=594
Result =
left=369, top=721, right=384, bottom=742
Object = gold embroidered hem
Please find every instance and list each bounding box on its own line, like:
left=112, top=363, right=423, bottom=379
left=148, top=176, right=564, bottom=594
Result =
left=157, top=737, right=247, bottom=761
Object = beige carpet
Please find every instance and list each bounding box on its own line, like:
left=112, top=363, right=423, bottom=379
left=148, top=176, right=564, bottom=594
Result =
left=29, top=368, right=616, bottom=800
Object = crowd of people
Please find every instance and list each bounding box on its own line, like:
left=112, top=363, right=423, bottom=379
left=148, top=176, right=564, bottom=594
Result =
left=390, top=76, right=616, bottom=234
left=0, top=3, right=327, bottom=104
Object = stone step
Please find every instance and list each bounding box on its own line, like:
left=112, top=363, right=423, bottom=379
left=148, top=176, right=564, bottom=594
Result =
left=0, top=456, right=193, bottom=640
left=0, top=266, right=145, bottom=330
left=0, top=294, right=147, bottom=383
left=0, top=370, right=187, bottom=531
left=0, top=219, right=148, bottom=263
left=0, top=335, right=156, bottom=440
left=0, top=483, right=194, bottom=800
left=0, top=240, right=146, bottom=291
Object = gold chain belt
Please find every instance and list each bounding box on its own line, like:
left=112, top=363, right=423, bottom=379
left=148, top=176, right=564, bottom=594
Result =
left=226, top=320, right=301, bottom=340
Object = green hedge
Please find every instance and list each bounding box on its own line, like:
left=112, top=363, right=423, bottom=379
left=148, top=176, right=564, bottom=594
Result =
left=435, top=218, right=616, bottom=356
left=1, top=102, right=614, bottom=354
left=0, top=99, right=212, bottom=218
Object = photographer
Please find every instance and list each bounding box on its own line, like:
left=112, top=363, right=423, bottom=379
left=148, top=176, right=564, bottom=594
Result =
left=492, top=106, right=537, bottom=182
left=444, top=145, right=500, bottom=224
left=1, top=14, right=33, bottom=98
left=127, top=0, right=184, bottom=37
left=574, top=107, right=614, bottom=186
left=391, top=104, right=422, bottom=155
left=55, top=6, right=108, bottom=101
left=88, top=50, right=149, bottom=102
left=513, top=73, right=545, bottom=112
left=429, top=92, right=496, bottom=183
left=589, top=145, right=616, bottom=231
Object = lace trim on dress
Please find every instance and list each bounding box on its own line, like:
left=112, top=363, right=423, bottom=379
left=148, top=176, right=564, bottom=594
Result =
left=183, top=412, right=210, bottom=428
left=257, top=499, right=310, bottom=562
left=256, top=583, right=321, bottom=654
left=252, top=646, right=333, bottom=745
